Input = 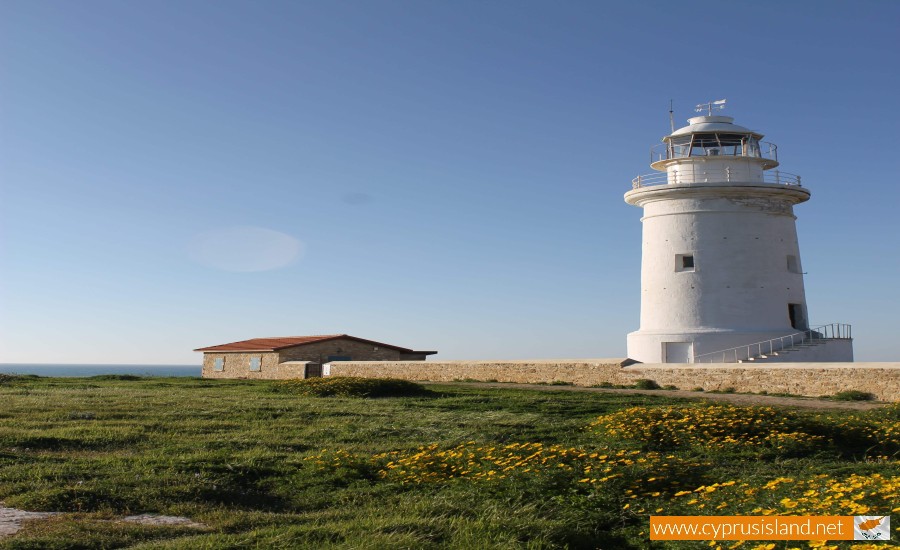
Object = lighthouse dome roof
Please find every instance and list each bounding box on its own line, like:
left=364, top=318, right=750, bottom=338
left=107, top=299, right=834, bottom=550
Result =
left=669, top=115, right=763, bottom=139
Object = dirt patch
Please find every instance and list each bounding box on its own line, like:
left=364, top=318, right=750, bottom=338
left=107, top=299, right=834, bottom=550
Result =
left=120, top=514, right=207, bottom=528
left=0, top=505, right=207, bottom=538
left=0, top=506, right=60, bottom=537
left=429, top=381, right=886, bottom=411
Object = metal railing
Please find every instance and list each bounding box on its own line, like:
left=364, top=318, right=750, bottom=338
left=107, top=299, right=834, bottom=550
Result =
left=693, top=323, right=852, bottom=363
left=651, top=141, right=778, bottom=164
left=632, top=168, right=801, bottom=189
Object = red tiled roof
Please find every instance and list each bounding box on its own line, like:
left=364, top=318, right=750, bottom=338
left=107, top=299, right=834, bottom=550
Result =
left=194, top=334, right=436, bottom=354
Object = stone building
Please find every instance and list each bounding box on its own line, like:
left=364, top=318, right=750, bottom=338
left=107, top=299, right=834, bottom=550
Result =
left=196, top=334, right=437, bottom=379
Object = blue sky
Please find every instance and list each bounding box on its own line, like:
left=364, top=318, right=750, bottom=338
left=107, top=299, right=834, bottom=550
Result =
left=2, top=0, right=898, bottom=364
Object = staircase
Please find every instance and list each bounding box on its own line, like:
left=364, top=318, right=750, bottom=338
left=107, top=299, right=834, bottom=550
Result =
left=738, top=337, right=829, bottom=363
left=693, top=324, right=853, bottom=364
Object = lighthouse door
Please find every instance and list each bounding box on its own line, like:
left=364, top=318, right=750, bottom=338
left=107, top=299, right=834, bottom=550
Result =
left=663, top=342, right=693, bottom=363
left=788, top=304, right=807, bottom=330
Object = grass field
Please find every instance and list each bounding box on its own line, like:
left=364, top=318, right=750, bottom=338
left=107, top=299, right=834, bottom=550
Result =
left=0, top=376, right=897, bottom=549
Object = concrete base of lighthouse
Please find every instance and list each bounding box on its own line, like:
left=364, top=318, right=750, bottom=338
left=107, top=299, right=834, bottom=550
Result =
left=627, top=328, right=854, bottom=363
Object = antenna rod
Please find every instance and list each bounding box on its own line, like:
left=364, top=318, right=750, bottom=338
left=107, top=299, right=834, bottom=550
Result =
left=669, top=100, right=675, bottom=133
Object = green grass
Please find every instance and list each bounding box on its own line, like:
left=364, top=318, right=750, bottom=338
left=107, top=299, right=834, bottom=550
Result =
left=275, top=376, right=433, bottom=397
left=0, top=376, right=897, bottom=549
left=831, top=390, right=877, bottom=402
left=632, top=379, right=661, bottom=390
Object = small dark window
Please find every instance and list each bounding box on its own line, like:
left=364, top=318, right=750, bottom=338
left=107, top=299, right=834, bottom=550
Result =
left=677, top=254, right=695, bottom=272
left=787, top=255, right=800, bottom=273
left=327, top=355, right=352, bottom=362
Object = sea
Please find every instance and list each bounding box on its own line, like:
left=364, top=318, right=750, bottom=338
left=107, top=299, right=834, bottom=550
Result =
left=0, top=364, right=201, bottom=377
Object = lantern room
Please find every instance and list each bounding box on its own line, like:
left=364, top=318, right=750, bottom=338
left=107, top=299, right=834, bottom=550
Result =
left=635, top=115, right=795, bottom=188
left=652, top=115, right=777, bottom=167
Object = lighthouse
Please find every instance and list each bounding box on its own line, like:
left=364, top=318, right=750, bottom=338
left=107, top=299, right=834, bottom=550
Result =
left=625, top=101, right=853, bottom=363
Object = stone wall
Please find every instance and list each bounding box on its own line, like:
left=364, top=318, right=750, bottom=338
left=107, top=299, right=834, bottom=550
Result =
left=624, top=363, right=899, bottom=400
left=327, top=359, right=900, bottom=402
left=277, top=338, right=420, bottom=363
left=201, top=352, right=308, bottom=380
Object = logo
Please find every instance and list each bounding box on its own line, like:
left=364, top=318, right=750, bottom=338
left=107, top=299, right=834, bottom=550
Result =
left=854, top=516, right=890, bottom=540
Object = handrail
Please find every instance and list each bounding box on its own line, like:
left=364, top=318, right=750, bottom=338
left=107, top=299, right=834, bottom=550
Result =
left=693, top=323, right=852, bottom=363
left=632, top=168, right=802, bottom=189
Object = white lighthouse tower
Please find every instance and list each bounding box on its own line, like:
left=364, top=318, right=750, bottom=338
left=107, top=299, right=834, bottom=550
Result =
left=625, top=101, right=853, bottom=363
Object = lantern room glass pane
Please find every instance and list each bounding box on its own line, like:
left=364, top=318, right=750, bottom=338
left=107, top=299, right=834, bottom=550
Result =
left=667, top=133, right=758, bottom=159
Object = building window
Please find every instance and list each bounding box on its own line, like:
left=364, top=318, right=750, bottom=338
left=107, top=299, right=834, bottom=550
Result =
left=327, top=355, right=352, bottom=362
left=213, top=357, right=224, bottom=371
left=249, top=356, right=261, bottom=371
left=676, top=254, right=695, bottom=272
left=787, top=255, right=800, bottom=273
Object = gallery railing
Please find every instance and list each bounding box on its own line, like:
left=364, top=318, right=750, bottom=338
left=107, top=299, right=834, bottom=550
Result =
left=632, top=168, right=801, bottom=189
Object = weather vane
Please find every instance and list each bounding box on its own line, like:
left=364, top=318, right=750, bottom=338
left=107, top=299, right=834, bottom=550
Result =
left=695, top=99, right=727, bottom=116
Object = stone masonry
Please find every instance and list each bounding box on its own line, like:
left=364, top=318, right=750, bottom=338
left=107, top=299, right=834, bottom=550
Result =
left=278, top=338, right=429, bottom=363
left=201, top=352, right=288, bottom=380
left=327, top=359, right=900, bottom=402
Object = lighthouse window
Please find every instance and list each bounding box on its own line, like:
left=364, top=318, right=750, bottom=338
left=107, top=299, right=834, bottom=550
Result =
left=669, top=136, right=692, bottom=158
left=747, top=138, right=761, bottom=158
left=673, top=133, right=757, bottom=158
left=787, top=255, right=800, bottom=273
left=676, top=254, right=695, bottom=272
